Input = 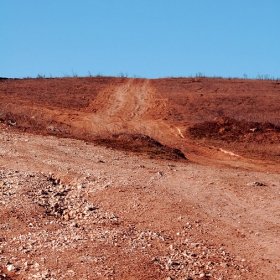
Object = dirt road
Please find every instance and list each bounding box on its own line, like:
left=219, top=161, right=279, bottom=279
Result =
left=0, top=77, right=280, bottom=279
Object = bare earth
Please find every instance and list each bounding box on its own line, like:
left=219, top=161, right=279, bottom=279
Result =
left=0, top=77, right=280, bottom=279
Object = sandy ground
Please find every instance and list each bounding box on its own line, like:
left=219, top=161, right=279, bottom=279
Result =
left=0, top=77, right=280, bottom=279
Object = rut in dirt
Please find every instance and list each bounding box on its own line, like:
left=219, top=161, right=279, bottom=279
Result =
left=87, top=78, right=187, bottom=160
left=104, top=79, right=150, bottom=119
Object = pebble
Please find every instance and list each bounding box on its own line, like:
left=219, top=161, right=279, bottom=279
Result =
left=220, top=262, right=229, bottom=268
left=0, top=164, right=252, bottom=279
left=7, top=264, right=17, bottom=271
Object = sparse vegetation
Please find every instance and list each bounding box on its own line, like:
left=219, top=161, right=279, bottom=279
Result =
left=95, top=72, right=104, bottom=77
left=71, top=70, right=78, bottom=77
left=62, top=72, right=70, bottom=78
left=13, top=71, right=280, bottom=81
left=118, top=72, right=128, bottom=78
left=5, top=70, right=280, bottom=86
left=195, top=72, right=205, bottom=78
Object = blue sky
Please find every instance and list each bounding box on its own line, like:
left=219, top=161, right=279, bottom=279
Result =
left=1, top=0, right=280, bottom=79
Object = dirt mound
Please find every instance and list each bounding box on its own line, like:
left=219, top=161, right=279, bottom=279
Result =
left=94, top=133, right=187, bottom=161
left=188, top=117, right=280, bottom=144
left=0, top=114, right=186, bottom=161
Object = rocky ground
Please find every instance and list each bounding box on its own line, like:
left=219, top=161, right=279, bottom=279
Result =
left=0, top=77, right=279, bottom=279
left=1, top=128, right=279, bottom=279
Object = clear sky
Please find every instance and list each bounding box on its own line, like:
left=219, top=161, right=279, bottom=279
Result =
left=1, top=0, right=280, bottom=79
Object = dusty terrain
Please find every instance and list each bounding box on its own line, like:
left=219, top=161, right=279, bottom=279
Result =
left=0, top=76, right=279, bottom=279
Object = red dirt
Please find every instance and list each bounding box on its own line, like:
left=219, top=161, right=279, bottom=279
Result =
left=0, top=77, right=280, bottom=279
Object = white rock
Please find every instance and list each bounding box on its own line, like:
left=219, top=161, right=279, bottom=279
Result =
left=7, top=264, right=16, bottom=271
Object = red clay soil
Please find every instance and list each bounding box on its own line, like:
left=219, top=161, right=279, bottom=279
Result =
left=0, top=77, right=279, bottom=163
left=0, top=77, right=280, bottom=279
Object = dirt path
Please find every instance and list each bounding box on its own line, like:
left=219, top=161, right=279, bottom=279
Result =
left=86, top=79, right=280, bottom=173
left=0, top=129, right=280, bottom=279
left=78, top=79, right=153, bottom=136
left=1, top=77, right=278, bottom=173
left=104, top=79, right=150, bottom=120
left=1, top=77, right=280, bottom=279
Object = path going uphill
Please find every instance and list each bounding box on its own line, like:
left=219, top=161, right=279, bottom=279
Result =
left=0, top=76, right=279, bottom=168
left=0, top=77, right=280, bottom=279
